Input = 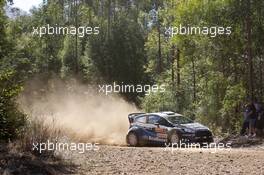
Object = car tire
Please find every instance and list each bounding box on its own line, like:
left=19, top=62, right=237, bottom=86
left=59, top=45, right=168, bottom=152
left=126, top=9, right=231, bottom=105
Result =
left=170, top=132, right=180, bottom=144
left=127, top=132, right=139, bottom=146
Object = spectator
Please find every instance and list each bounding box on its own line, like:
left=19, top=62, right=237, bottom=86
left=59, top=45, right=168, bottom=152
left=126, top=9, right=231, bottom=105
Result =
left=248, top=103, right=257, bottom=137
left=240, top=104, right=250, bottom=136
left=255, top=102, right=264, bottom=136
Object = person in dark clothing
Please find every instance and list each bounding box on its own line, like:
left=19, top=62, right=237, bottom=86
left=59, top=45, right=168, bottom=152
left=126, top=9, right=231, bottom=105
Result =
left=255, top=102, right=264, bottom=135
left=240, top=104, right=250, bottom=136
left=248, top=103, right=257, bottom=137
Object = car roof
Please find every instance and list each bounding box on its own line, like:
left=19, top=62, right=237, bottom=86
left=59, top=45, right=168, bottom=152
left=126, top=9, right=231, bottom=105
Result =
left=132, top=111, right=183, bottom=119
left=147, top=111, right=183, bottom=118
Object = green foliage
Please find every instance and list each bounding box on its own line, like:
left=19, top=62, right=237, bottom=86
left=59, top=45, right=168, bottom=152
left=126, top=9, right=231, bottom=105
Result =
left=0, top=70, right=26, bottom=141
left=0, top=0, right=27, bottom=141
left=59, top=35, right=80, bottom=77
left=0, top=0, right=10, bottom=58
left=220, top=83, right=246, bottom=133
left=88, top=14, right=148, bottom=101
left=142, top=0, right=264, bottom=133
left=141, top=85, right=176, bottom=113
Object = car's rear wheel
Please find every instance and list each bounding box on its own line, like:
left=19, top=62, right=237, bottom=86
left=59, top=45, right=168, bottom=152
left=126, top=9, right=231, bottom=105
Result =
left=127, top=132, right=138, bottom=146
left=170, top=132, right=180, bottom=144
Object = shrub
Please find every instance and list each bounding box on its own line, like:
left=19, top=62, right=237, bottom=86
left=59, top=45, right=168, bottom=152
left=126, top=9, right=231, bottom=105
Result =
left=18, top=116, right=62, bottom=158
left=0, top=70, right=26, bottom=141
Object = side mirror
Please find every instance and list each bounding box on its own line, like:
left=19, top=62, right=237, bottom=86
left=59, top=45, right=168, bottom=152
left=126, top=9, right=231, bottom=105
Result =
left=154, top=123, right=160, bottom=127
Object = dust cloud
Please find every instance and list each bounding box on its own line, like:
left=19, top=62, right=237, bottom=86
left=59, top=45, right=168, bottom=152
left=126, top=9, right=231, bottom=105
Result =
left=18, top=78, right=139, bottom=145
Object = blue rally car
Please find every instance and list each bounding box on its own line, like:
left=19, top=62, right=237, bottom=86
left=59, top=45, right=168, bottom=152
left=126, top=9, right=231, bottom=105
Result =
left=126, top=111, right=213, bottom=146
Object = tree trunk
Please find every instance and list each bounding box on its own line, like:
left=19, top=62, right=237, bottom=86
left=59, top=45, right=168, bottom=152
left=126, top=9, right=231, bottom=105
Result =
left=107, top=0, right=111, bottom=39
left=74, top=0, right=79, bottom=74
left=245, top=0, right=254, bottom=101
left=157, top=16, right=162, bottom=74
left=191, top=56, right=196, bottom=103
left=259, top=56, right=263, bottom=99
left=155, top=1, right=162, bottom=74
left=176, top=48, right=180, bottom=87
left=171, top=46, right=175, bottom=87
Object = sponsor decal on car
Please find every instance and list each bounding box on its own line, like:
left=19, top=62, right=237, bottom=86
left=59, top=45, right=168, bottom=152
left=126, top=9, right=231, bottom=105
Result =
left=148, top=136, right=167, bottom=142
left=157, top=133, right=168, bottom=139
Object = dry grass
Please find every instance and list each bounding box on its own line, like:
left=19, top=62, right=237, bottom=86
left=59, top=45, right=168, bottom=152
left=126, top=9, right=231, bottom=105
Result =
left=15, top=115, right=62, bottom=158
left=0, top=116, right=77, bottom=174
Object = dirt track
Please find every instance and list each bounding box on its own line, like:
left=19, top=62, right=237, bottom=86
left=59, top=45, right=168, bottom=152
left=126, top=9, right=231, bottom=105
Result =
left=70, top=145, right=264, bottom=175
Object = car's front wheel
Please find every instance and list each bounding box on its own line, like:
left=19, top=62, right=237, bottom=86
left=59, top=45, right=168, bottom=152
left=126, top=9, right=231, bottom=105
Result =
left=127, top=132, right=138, bottom=146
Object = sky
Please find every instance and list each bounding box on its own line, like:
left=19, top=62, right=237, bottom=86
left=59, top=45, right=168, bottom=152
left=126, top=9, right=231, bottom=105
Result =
left=12, top=0, right=42, bottom=12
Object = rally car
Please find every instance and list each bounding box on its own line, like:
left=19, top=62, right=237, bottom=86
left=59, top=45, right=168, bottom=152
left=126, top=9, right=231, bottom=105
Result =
left=126, top=111, right=213, bottom=146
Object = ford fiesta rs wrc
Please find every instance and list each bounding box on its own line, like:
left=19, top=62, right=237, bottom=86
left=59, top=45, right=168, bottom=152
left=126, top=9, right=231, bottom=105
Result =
left=126, top=111, right=213, bottom=146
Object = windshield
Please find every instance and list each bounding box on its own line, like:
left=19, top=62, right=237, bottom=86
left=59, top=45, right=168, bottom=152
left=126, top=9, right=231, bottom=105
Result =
left=166, top=115, right=193, bottom=124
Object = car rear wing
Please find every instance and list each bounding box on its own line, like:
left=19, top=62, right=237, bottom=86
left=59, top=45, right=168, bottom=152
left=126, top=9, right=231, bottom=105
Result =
left=128, top=113, right=145, bottom=124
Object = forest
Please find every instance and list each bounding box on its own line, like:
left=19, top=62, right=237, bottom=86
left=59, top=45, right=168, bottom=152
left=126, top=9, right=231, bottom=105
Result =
left=1, top=0, right=264, bottom=141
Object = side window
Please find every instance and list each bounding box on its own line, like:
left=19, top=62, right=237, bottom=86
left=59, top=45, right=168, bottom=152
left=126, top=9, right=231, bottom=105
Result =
left=135, top=116, right=146, bottom=123
left=147, top=115, right=160, bottom=124
left=158, top=118, right=171, bottom=127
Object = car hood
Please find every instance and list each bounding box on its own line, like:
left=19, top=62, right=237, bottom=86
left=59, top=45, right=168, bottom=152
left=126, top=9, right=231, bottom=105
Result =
left=179, top=122, right=209, bottom=131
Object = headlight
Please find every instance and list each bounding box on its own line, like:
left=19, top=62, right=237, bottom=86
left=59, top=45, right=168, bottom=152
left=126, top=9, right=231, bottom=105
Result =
left=183, top=128, right=195, bottom=133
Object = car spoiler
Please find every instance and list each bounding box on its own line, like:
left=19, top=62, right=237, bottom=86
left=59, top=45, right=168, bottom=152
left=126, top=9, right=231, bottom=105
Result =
left=128, top=113, right=145, bottom=124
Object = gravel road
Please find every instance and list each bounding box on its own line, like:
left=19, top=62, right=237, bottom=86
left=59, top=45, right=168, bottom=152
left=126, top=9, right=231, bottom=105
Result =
left=70, top=145, right=264, bottom=175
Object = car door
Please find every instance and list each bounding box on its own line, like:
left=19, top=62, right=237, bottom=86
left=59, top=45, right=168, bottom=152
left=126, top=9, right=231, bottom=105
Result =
left=145, top=115, right=167, bottom=142
left=155, top=117, right=169, bottom=140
